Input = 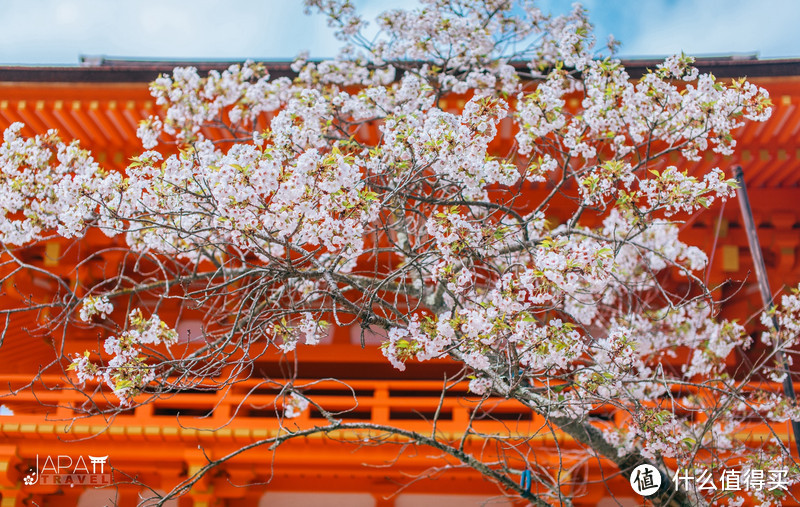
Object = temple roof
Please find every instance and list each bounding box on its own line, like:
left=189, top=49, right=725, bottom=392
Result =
left=0, top=55, right=797, bottom=82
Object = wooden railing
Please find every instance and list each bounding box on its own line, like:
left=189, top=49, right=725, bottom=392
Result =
left=0, top=374, right=794, bottom=446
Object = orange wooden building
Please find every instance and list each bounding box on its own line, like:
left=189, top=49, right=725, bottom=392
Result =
left=1, top=57, right=800, bottom=506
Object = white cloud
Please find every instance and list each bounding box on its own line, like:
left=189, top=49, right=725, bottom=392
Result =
left=0, top=0, right=343, bottom=63
left=612, top=0, right=800, bottom=58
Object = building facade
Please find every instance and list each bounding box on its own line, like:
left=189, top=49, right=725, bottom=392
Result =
left=0, top=58, right=800, bottom=506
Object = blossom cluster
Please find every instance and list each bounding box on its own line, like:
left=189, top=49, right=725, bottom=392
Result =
left=760, top=286, right=800, bottom=382
left=284, top=392, right=310, bottom=419
left=0, top=124, right=120, bottom=244
left=69, top=309, right=178, bottom=405
left=79, top=295, right=114, bottom=322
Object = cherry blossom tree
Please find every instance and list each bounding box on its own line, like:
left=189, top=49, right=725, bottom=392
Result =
left=0, top=0, right=794, bottom=505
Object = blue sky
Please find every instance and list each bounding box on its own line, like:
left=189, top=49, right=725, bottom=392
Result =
left=0, top=0, right=797, bottom=65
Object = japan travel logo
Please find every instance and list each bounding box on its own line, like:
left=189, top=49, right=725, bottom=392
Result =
left=23, top=454, right=111, bottom=487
